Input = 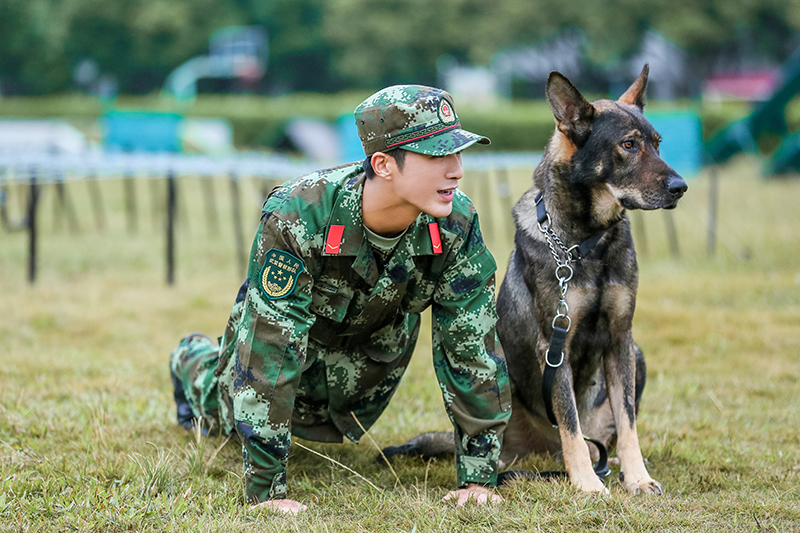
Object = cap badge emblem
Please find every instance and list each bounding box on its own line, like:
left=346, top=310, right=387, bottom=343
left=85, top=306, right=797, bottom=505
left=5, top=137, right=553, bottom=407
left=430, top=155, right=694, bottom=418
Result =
left=438, top=99, right=457, bottom=124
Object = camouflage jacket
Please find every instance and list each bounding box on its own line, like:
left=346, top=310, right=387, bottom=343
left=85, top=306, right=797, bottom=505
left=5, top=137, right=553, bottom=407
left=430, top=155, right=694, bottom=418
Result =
left=213, top=162, right=512, bottom=502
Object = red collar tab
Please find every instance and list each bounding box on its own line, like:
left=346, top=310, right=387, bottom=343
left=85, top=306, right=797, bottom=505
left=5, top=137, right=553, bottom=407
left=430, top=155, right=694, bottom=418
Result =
left=326, top=225, right=345, bottom=255
left=428, top=222, right=442, bottom=254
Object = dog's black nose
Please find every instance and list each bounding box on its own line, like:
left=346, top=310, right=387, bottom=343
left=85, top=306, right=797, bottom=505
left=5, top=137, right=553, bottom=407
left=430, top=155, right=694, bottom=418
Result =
left=668, top=175, right=688, bottom=198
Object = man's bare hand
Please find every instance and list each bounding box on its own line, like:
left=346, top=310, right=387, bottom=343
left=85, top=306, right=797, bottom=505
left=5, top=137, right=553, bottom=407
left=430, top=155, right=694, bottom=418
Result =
left=441, top=483, right=503, bottom=506
left=250, top=498, right=308, bottom=515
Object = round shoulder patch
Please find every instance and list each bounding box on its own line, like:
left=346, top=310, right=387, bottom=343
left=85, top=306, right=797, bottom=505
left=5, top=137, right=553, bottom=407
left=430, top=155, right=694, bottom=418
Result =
left=260, top=249, right=305, bottom=300
left=438, top=98, right=457, bottom=124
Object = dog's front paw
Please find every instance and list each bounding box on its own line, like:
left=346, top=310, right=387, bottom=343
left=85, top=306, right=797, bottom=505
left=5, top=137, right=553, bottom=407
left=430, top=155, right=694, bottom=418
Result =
left=620, top=473, right=663, bottom=495
left=573, top=474, right=610, bottom=495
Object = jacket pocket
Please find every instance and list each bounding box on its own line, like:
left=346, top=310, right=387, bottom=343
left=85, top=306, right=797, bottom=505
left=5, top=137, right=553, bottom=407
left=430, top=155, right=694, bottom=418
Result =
left=309, top=282, right=354, bottom=344
left=310, top=282, right=353, bottom=323
left=360, top=312, right=420, bottom=363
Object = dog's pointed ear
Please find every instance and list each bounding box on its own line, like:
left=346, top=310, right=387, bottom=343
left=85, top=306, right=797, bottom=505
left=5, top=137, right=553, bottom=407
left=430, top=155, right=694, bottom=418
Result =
left=618, top=64, right=649, bottom=110
left=546, top=71, right=595, bottom=147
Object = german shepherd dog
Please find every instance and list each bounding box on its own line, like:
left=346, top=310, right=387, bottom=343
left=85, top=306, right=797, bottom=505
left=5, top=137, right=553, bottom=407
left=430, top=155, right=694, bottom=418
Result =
left=495, top=64, right=686, bottom=495
left=382, top=65, right=687, bottom=496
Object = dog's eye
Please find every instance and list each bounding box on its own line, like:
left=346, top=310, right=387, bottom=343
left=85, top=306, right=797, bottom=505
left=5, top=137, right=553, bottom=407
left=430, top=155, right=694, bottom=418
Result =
left=621, top=140, right=636, bottom=151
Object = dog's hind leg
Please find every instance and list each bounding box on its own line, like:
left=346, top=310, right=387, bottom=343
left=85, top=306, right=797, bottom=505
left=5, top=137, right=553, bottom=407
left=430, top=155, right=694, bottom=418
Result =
left=634, top=343, right=646, bottom=415
left=500, top=394, right=561, bottom=466
left=581, top=346, right=646, bottom=455
left=604, top=337, right=662, bottom=495
left=578, top=378, right=617, bottom=458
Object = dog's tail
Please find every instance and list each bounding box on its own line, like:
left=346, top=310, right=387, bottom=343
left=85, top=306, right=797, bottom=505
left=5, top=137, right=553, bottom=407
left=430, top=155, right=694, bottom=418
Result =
left=377, top=431, right=455, bottom=465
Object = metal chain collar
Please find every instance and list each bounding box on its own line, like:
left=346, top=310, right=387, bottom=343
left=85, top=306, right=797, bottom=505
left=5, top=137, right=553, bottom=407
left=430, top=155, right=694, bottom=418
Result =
left=535, top=197, right=581, bottom=368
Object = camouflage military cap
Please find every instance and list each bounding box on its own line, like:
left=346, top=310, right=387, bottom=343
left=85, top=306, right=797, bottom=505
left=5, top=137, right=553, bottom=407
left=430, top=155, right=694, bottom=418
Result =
left=354, top=85, right=491, bottom=157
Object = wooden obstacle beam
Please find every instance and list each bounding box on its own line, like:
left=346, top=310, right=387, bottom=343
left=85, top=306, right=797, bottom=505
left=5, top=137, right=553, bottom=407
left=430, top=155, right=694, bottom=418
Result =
left=27, top=169, right=40, bottom=284
left=230, top=173, right=247, bottom=278
left=166, top=171, right=176, bottom=285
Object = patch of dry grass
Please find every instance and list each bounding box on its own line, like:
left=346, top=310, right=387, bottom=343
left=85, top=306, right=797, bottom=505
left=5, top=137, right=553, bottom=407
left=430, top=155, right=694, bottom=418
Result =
left=1, top=156, right=799, bottom=531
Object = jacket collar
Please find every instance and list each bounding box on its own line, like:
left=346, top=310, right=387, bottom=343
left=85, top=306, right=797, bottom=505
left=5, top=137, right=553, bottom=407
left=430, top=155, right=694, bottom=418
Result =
left=324, top=171, right=440, bottom=285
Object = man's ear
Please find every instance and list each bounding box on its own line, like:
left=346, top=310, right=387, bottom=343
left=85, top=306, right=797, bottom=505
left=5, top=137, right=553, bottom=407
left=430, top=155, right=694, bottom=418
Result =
left=370, top=152, right=394, bottom=180
left=618, top=64, right=649, bottom=110
left=546, top=72, right=595, bottom=148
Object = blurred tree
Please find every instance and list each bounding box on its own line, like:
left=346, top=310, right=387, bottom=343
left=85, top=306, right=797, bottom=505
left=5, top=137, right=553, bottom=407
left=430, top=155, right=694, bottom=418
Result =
left=2, top=0, right=800, bottom=95
left=652, top=0, right=799, bottom=58
left=0, top=0, right=80, bottom=93
left=323, top=0, right=800, bottom=86
left=0, top=0, right=243, bottom=94
left=67, top=0, right=243, bottom=94
left=322, top=0, right=569, bottom=87
left=234, top=0, right=341, bottom=92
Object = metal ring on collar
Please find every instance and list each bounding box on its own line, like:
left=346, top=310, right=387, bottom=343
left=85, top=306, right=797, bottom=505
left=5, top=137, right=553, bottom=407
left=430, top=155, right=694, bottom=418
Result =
left=552, top=314, right=571, bottom=331
left=556, top=300, right=569, bottom=316
left=555, top=264, right=573, bottom=282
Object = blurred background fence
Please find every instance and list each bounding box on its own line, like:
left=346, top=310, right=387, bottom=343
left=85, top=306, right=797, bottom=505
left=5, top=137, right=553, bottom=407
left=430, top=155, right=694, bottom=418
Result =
left=0, top=149, right=544, bottom=285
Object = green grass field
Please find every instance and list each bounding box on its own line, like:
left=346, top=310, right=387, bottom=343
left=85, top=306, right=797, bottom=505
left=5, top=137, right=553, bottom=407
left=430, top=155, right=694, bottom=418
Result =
left=1, top=157, right=799, bottom=532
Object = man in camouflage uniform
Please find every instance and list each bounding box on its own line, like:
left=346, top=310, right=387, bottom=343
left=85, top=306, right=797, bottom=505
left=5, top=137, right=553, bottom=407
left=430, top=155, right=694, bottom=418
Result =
left=169, top=85, right=512, bottom=514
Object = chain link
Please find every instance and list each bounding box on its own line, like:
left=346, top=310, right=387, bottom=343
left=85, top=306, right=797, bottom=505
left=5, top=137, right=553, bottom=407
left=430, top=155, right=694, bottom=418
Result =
left=537, top=211, right=574, bottom=334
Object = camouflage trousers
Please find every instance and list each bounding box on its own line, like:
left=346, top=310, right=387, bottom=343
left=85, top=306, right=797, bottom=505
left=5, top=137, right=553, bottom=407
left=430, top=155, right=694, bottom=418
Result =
left=169, top=333, right=223, bottom=434
left=168, top=317, right=421, bottom=442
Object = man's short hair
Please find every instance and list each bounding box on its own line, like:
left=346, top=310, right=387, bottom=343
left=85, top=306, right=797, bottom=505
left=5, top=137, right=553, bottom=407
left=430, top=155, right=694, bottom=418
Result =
left=363, top=148, right=407, bottom=179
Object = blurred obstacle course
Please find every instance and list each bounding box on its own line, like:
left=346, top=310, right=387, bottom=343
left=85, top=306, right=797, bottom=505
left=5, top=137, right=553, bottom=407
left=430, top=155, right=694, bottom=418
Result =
left=5, top=38, right=800, bottom=286
left=102, top=111, right=183, bottom=154
left=704, top=47, right=800, bottom=175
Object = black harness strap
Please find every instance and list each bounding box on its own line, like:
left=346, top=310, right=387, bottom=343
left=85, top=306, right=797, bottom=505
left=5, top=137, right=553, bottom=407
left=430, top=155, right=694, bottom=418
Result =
left=536, top=191, right=549, bottom=225
left=576, top=230, right=606, bottom=260
left=541, top=323, right=610, bottom=480
left=536, top=190, right=609, bottom=427
left=543, top=325, right=568, bottom=427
